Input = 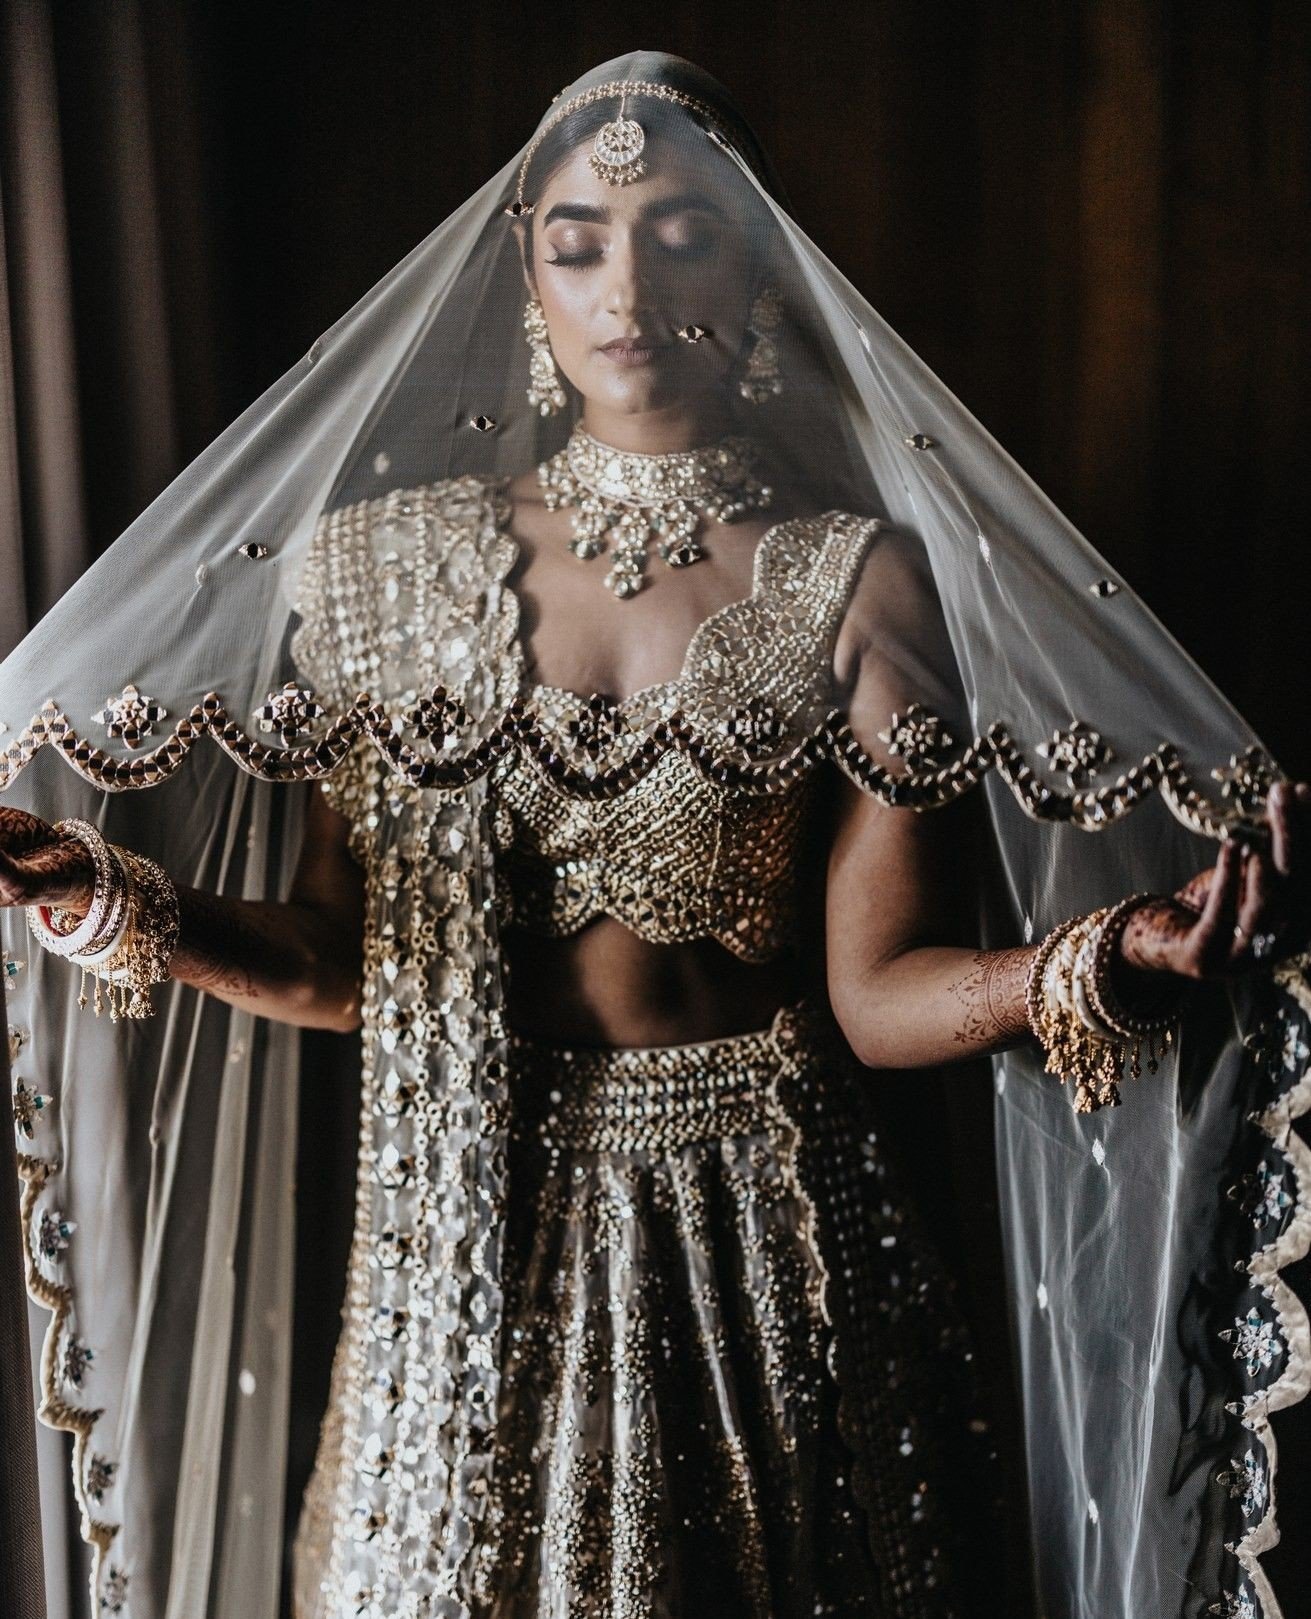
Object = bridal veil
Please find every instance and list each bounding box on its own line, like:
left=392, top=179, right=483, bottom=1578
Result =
left=0, top=48, right=1305, bottom=1619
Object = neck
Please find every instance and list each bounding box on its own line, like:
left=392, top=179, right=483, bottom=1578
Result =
left=579, top=399, right=738, bottom=455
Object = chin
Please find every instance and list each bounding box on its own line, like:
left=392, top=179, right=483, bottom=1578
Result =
left=586, top=370, right=719, bottom=419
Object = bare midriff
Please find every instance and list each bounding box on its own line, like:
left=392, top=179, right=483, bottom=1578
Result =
left=502, top=919, right=816, bottom=1048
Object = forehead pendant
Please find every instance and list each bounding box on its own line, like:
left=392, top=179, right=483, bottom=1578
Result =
left=590, top=95, right=646, bottom=186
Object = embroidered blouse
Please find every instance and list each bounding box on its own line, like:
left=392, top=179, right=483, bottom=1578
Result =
left=290, top=475, right=881, bottom=962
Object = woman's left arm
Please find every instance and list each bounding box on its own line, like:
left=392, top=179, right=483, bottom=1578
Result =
left=825, top=772, right=1036, bottom=1069
left=825, top=774, right=1311, bottom=1073
left=825, top=525, right=1310, bottom=1070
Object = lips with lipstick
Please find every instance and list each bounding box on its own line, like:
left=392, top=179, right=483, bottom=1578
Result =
left=598, top=335, right=672, bottom=366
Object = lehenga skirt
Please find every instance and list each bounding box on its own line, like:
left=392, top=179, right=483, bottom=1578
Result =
left=476, top=996, right=998, bottom=1619
left=293, top=995, right=1000, bottom=1619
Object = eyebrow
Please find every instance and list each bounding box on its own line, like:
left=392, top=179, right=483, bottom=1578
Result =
left=541, top=191, right=729, bottom=227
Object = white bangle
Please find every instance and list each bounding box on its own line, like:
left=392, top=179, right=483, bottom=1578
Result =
left=1072, top=924, right=1118, bottom=1042
left=70, top=899, right=133, bottom=967
left=25, top=822, right=130, bottom=959
left=27, top=846, right=132, bottom=963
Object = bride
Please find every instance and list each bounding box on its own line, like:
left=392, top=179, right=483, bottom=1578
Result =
left=1, top=49, right=1308, bottom=1619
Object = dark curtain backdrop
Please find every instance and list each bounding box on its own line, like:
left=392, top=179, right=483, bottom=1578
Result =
left=2, top=3, right=1308, bottom=1617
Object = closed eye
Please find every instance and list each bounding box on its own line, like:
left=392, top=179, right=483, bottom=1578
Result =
left=545, top=249, right=603, bottom=270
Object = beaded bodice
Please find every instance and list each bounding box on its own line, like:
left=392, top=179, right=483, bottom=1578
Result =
left=289, top=474, right=880, bottom=962
left=488, top=505, right=880, bottom=961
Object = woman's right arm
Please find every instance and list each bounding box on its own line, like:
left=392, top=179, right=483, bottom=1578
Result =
left=0, top=787, right=365, bottom=1034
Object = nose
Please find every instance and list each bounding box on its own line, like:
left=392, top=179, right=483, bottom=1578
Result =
left=602, top=232, right=659, bottom=327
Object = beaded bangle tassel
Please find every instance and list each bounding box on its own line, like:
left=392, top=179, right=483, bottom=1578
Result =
left=1024, top=895, right=1181, bottom=1112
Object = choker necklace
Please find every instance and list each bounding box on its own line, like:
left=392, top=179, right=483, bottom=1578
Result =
left=536, top=424, right=774, bottom=599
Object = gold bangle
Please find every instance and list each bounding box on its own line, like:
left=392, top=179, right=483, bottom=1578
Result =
left=105, top=846, right=180, bottom=1020
left=1085, top=892, right=1180, bottom=1045
left=1024, top=915, right=1080, bottom=1039
left=1027, top=907, right=1142, bottom=1112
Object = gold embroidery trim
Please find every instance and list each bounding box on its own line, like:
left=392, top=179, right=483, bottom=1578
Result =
left=16, top=1152, right=120, bottom=1599
left=0, top=692, right=1279, bottom=846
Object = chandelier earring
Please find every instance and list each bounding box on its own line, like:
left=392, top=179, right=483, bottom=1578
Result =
left=524, top=295, right=568, bottom=415
left=739, top=285, right=784, bottom=404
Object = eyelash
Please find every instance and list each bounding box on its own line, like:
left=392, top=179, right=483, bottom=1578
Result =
left=545, top=241, right=711, bottom=272
left=546, top=251, right=602, bottom=271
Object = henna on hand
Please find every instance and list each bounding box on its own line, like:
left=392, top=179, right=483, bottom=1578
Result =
left=946, top=946, right=1035, bottom=1049
left=1119, top=778, right=1311, bottom=983
left=0, top=806, right=95, bottom=910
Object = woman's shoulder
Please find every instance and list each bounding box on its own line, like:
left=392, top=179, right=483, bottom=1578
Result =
left=317, top=470, right=510, bottom=537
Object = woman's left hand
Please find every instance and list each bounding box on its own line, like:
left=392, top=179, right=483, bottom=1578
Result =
left=1118, top=779, right=1311, bottom=981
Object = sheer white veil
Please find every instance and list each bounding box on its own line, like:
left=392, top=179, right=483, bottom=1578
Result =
left=1, top=47, right=1306, bottom=1619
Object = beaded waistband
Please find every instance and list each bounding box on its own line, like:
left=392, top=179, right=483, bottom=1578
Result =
left=506, top=996, right=838, bottom=1153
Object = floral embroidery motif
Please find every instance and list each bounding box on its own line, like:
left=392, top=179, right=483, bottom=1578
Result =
left=351, top=1503, right=387, bottom=1542
left=99, top=1566, right=129, bottom=1613
left=1037, top=720, right=1114, bottom=786
left=371, top=1225, right=416, bottom=1272
left=878, top=702, right=955, bottom=770
left=1212, top=746, right=1279, bottom=815
left=357, top=1433, right=394, bottom=1482
left=37, top=1208, right=75, bottom=1261
left=1218, top=1451, right=1269, bottom=1520
left=1252, top=1162, right=1293, bottom=1230
left=376, top=999, right=413, bottom=1053
left=85, top=1454, right=117, bottom=1502
left=12, top=1077, right=51, bottom=1139
left=1221, top=1306, right=1284, bottom=1378
left=563, top=693, right=627, bottom=759
left=375, top=1143, right=416, bottom=1193
left=61, top=1335, right=95, bottom=1391
left=402, top=683, right=470, bottom=742
left=374, top=1070, right=419, bottom=1121
left=253, top=680, right=326, bottom=745
left=93, top=682, right=166, bottom=748
left=717, top=697, right=790, bottom=757
left=369, top=1305, right=408, bottom=1345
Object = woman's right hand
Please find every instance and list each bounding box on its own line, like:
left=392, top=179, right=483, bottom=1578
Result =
left=0, top=808, right=96, bottom=912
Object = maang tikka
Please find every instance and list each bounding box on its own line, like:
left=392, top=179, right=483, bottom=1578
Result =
left=589, top=90, right=647, bottom=187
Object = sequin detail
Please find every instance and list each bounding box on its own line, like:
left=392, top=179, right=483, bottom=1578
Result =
left=288, top=476, right=521, bottom=1618
left=471, top=1006, right=913, bottom=1616
left=489, top=508, right=877, bottom=961
left=287, top=476, right=1003, bottom=1617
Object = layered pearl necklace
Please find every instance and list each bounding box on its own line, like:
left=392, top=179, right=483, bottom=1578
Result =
left=536, top=423, right=774, bottom=599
